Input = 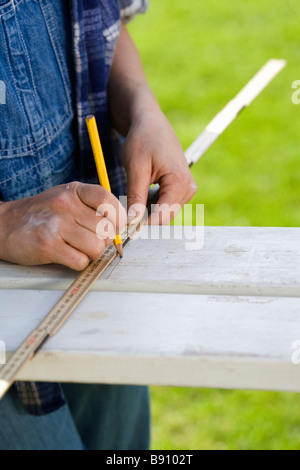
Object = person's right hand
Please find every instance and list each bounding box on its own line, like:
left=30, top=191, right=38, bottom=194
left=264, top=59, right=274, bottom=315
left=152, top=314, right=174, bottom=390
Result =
left=0, top=181, right=127, bottom=271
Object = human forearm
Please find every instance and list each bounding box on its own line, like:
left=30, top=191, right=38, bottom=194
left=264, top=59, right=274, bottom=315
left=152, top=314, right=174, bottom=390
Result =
left=108, top=23, right=161, bottom=137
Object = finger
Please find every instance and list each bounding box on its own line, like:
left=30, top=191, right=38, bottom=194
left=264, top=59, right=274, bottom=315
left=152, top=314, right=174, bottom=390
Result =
left=149, top=169, right=197, bottom=225
left=148, top=173, right=185, bottom=225
left=73, top=203, right=124, bottom=243
left=72, top=182, right=127, bottom=234
left=63, top=224, right=107, bottom=261
left=127, top=202, right=148, bottom=226
left=74, top=204, right=109, bottom=235
left=96, top=201, right=126, bottom=236
left=124, top=155, right=150, bottom=222
left=95, top=217, right=116, bottom=243
left=51, top=240, right=91, bottom=271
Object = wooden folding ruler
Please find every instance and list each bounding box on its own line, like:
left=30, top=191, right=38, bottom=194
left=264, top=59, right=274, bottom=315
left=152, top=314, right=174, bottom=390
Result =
left=0, top=59, right=286, bottom=399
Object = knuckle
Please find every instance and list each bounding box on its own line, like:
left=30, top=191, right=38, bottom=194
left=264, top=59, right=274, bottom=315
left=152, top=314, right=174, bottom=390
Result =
left=51, top=191, right=73, bottom=212
left=89, top=239, right=105, bottom=261
left=32, top=215, right=61, bottom=260
left=68, top=181, right=81, bottom=193
left=51, top=181, right=81, bottom=212
left=168, top=170, right=189, bottom=193
left=189, top=180, right=198, bottom=196
left=179, top=172, right=197, bottom=199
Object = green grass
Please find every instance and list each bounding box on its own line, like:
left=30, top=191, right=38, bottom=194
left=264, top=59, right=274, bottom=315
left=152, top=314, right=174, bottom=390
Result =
left=149, top=388, right=300, bottom=450
left=128, top=0, right=300, bottom=450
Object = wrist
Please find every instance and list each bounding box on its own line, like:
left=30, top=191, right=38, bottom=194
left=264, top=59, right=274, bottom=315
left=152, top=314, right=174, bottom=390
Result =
left=128, top=84, right=162, bottom=126
left=109, top=78, right=162, bottom=136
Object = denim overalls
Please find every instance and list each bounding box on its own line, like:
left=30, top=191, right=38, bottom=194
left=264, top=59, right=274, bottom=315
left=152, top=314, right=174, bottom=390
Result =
left=0, top=0, right=77, bottom=202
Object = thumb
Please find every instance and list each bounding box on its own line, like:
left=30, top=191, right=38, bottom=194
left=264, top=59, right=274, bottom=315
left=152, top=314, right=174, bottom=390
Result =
left=124, top=154, right=151, bottom=225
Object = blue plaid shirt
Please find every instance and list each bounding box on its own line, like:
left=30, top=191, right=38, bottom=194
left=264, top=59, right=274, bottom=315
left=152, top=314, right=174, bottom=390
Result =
left=15, top=0, right=149, bottom=416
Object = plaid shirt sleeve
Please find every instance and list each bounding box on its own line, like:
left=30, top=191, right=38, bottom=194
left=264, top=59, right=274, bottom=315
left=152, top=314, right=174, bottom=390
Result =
left=119, top=0, right=149, bottom=23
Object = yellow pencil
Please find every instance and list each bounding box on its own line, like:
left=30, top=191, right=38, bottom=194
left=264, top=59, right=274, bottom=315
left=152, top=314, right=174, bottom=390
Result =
left=86, top=114, right=123, bottom=258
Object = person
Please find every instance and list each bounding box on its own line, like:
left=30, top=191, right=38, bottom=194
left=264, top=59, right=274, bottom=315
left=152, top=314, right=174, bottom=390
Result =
left=0, top=0, right=196, bottom=450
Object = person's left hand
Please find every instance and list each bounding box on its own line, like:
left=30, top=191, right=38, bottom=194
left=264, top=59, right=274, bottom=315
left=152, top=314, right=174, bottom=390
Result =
left=122, top=108, right=197, bottom=225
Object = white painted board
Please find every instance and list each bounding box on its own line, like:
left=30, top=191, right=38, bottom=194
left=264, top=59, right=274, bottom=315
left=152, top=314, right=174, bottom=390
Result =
left=0, top=227, right=299, bottom=391
left=1, top=289, right=300, bottom=392
left=0, top=226, right=299, bottom=297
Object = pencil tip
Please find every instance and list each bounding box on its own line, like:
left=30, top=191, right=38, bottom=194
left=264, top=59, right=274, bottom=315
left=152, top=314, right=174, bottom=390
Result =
left=116, top=244, right=123, bottom=258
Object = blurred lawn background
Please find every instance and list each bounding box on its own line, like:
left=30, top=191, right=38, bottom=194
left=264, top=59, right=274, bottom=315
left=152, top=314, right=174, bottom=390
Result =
left=128, top=0, right=300, bottom=450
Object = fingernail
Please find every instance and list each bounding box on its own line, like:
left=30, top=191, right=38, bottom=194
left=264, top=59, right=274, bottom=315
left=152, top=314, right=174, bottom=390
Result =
left=128, top=207, right=137, bottom=218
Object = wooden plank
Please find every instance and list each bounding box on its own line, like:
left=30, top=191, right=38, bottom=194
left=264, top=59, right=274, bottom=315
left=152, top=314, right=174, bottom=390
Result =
left=1, top=289, right=300, bottom=392
left=0, top=227, right=299, bottom=297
